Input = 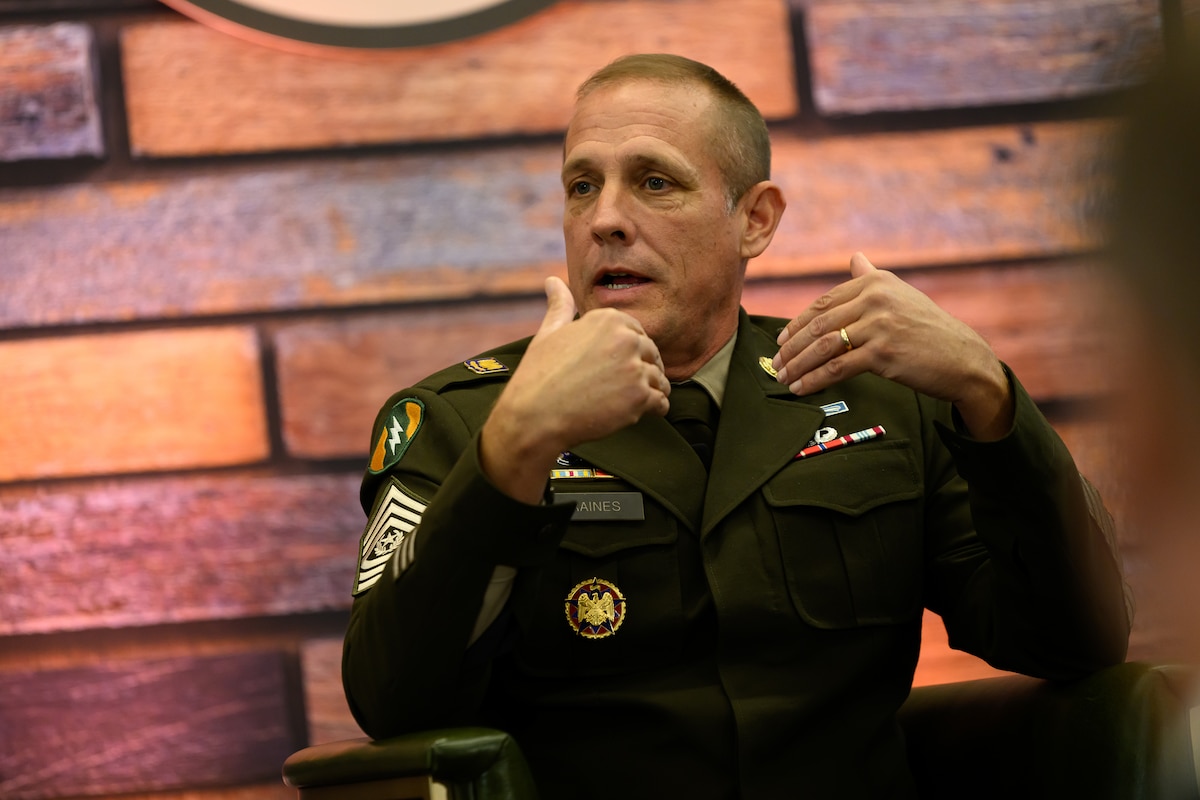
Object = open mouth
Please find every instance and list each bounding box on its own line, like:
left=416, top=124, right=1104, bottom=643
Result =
left=597, top=272, right=650, bottom=290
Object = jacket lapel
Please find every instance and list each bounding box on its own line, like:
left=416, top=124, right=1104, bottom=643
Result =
left=701, top=315, right=826, bottom=536
left=571, top=416, right=707, bottom=534
left=567, top=312, right=844, bottom=536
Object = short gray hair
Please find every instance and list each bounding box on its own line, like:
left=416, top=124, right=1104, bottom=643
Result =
left=576, top=53, right=771, bottom=210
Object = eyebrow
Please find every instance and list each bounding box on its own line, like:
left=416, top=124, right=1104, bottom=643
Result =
left=560, top=150, right=700, bottom=187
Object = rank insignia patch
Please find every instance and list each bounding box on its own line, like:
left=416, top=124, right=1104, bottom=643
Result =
left=564, top=578, right=627, bottom=639
left=464, top=357, right=509, bottom=375
left=368, top=398, right=425, bottom=474
left=353, top=479, right=428, bottom=596
left=758, top=356, right=778, bottom=378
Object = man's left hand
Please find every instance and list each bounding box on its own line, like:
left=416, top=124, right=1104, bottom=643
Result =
left=772, top=252, right=1014, bottom=440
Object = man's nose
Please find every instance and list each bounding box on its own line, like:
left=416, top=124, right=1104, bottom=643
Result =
left=590, top=186, right=631, bottom=244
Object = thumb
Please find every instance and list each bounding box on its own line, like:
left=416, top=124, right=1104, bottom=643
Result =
left=535, top=276, right=577, bottom=337
left=849, top=251, right=878, bottom=279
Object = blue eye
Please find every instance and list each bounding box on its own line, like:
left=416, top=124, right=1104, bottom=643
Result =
left=572, top=181, right=594, bottom=196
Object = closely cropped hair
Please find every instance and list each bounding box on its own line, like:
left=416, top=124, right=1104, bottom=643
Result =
left=577, top=54, right=771, bottom=210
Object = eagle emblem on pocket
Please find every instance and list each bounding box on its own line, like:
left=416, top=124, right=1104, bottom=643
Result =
left=565, top=578, right=626, bottom=639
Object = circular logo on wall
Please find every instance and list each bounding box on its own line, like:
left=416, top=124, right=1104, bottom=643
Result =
left=564, top=577, right=627, bottom=640
left=162, top=0, right=562, bottom=50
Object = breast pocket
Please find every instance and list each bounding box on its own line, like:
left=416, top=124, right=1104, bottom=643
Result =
left=764, top=442, right=925, bottom=629
left=512, top=488, right=686, bottom=677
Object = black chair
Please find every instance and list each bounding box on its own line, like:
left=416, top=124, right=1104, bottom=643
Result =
left=283, top=662, right=1200, bottom=800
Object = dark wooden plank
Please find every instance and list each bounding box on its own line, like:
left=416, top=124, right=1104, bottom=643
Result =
left=804, top=0, right=1163, bottom=115
left=0, top=651, right=302, bottom=799
left=301, top=638, right=365, bottom=745
left=756, top=120, right=1114, bottom=274
left=0, top=120, right=1111, bottom=329
left=1054, top=415, right=1124, bottom=526
left=85, top=785, right=295, bottom=800
left=0, top=327, right=268, bottom=482
left=0, top=23, right=104, bottom=161
left=120, top=0, right=796, bottom=157
left=0, top=471, right=361, bottom=636
left=104, top=786, right=296, bottom=800
left=0, top=146, right=566, bottom=329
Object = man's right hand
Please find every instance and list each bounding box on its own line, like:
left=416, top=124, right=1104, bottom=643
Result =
left=479, top=276, right=670, bottom=504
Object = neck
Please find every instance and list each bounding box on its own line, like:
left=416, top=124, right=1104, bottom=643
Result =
left=661, top=328, right=737, bottom=383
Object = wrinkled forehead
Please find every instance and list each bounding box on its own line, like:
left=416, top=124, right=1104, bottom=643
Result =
left=563, top=78, right=718, bottom=161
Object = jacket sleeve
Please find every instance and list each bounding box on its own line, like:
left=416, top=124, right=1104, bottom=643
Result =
left=341, top=386, right=574, bottom=739
left=921, top=369, right=1131, bottom=678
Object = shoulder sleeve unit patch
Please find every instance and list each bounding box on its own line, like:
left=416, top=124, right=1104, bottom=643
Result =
left=354, top=478, right=429, bottom=596
left=368, top=397, right=425, bottom=474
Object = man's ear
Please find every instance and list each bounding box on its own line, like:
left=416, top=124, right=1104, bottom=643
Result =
left=737, top=181, right=786, bottom=260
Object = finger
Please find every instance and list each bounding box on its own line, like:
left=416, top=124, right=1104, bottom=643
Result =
left=784, top=346, right=870, bottom=397
left=849, top=251, right=878, bottom=279
left=776, top=318, right=864, bottom=387
left=773, top=298, right=864, bottom=382
left=535, top=276, right=577, bottom=337
left=644, top=365, right=671, bottom=416
left=776, top=271, right=867, bottom=346
left=638, top=329, right=666, bottom=374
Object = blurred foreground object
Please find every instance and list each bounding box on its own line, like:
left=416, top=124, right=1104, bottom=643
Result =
left=1107, top=37, right=1200, bottom=661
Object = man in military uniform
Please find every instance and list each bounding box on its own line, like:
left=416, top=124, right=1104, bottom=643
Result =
left=343, top=54, right=1129, bottom=798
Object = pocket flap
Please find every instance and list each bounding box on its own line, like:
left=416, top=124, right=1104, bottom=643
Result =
left=555, top=492, right=677, bottom=558
left=763, top=441, right=922, bottom=517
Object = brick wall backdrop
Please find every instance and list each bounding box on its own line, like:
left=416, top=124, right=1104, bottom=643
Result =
left=0, top=1, right=1193, bottom=797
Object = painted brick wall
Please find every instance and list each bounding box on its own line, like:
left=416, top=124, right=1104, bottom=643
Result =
left=0, top=1, right=1189, bottom=796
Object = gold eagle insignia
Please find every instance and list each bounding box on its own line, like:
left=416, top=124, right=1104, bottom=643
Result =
left=564, top=577, right=626, bottom=639
left=577, top=591, right=615, bottom=626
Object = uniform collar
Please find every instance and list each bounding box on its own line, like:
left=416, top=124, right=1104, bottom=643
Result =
left=681, top=332, right=736, bottom=409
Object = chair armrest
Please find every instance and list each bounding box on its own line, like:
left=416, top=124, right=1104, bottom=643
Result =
left=283, top=727, right=538, bottom=799
left=899, top=662, right=1199, bottom=800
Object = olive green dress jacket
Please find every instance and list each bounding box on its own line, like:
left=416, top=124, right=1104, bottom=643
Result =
left=343, top=310, right=1129, bottom=799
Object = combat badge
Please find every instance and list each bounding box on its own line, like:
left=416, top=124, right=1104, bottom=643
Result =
left=564, top=578, right=627, bottom=639
left=819, top=400, right=849, bottom=417
left=758, top=356, right=778, bottom=378
left=353, top=478, right=428, bottom=595
left=368, top=398, right=425, bottom=474
left=806, top=426, right=838, bottom=447
left=464, top=357, right=509, bottom=375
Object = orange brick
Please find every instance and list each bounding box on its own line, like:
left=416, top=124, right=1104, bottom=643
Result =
left=913, top=609, right=1012, bottom=687
left=0, top=327, right=268, bottom=481
left=121, top=0, right=796, bottom=157
left=274, top=301, right=544, bottom=459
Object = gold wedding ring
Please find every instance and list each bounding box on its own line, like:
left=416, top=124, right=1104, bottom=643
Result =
left=840, top=327, right=854, bottom=352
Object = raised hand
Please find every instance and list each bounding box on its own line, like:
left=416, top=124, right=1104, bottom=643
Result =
left=772, top=253, right=1014, bottom=440
left=480, top=276, right=670, bottom=502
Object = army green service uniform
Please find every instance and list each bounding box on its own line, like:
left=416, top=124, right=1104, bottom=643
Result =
left=343, top=311, right=1129, bottom=799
